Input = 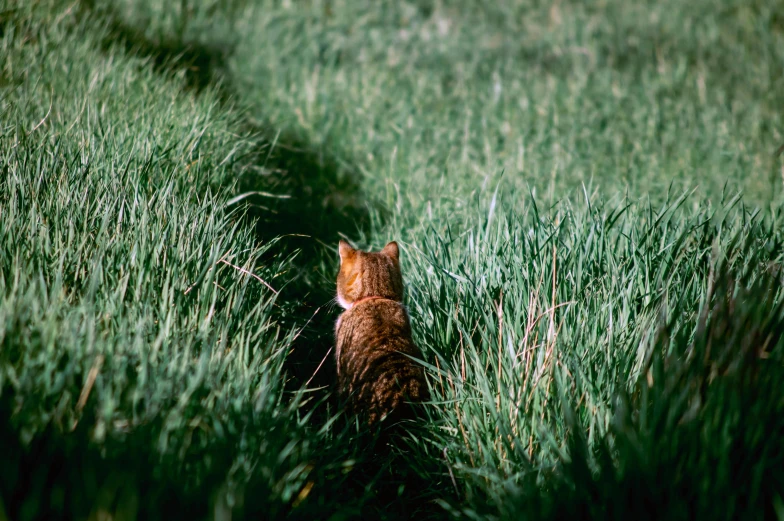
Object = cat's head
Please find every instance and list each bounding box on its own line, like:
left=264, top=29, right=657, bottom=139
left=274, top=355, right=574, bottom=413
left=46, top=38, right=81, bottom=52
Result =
left=336, top=240, right=404, bottom=309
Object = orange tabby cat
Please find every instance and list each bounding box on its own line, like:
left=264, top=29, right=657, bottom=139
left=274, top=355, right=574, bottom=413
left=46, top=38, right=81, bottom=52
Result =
left=335, top=240, right=429, bottom=426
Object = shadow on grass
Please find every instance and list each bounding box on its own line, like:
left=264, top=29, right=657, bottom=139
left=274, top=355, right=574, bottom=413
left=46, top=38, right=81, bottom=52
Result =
left=81, top=0, right=374, bottom=394
left=236, top=133, right=371, bottom=395
left=0, top=3, right=452, bottom=521
left=80, top=0, right=230, bottom=94
left=0, top=402, right=449, bottom=520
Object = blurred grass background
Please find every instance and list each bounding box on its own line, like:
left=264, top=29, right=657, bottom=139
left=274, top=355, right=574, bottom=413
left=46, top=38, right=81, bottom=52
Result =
left=1, top=0, right=783, bottom=519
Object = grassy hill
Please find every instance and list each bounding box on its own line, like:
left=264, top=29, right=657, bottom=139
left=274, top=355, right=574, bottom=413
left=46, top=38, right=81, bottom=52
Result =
left=1, top=1, right=783, bottom=519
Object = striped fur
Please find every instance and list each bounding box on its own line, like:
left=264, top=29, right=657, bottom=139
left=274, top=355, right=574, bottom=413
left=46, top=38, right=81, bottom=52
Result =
left=335, top=240, right=429, bottom=426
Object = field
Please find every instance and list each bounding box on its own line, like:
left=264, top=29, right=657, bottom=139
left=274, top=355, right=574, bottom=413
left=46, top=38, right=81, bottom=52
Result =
left=2, top=0, right=784, bottom=519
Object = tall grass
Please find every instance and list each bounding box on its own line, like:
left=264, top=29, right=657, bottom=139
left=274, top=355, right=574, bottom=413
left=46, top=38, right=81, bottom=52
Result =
left=398, top=191, right=784, bottom=519
left=2, top=0, right=784, bottom=519
left=0, top=4, right=333, bottom=519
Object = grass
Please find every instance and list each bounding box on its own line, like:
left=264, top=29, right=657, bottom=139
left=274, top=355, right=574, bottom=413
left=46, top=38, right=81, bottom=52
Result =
left=1, top=0, right=784, bottom=519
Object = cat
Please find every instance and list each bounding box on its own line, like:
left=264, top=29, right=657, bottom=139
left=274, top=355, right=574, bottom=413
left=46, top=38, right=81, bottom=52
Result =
left=334, top=240, right=429, bottom=427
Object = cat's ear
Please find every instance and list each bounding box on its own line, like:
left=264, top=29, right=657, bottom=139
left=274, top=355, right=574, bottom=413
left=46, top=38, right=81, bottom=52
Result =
left=381, top=241, right=399, bottom=261
left=338, top=240, right=356, bottom=263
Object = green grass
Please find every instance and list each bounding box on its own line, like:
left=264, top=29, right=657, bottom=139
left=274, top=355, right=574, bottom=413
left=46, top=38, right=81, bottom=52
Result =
left=1, top=1, right=784, bottom=519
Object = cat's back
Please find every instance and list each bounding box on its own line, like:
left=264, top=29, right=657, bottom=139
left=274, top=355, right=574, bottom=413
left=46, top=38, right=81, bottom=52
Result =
left=336, top=299, right=428, bottom=425
left=337, top=298, right=412, bottom=349
left=334, top=240, right=429, bottom=425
